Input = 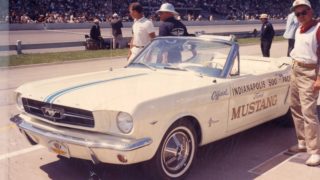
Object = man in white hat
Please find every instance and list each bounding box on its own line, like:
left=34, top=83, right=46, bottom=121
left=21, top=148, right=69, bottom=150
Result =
left=110, top=13, right=123, bottom=49
left=127, top=2, right=155, bottom=61
left=156, top=3, right=189, bottom=63
left=259, top=13, right=275, bottom=57
left=157, top=3, right=188, bottom=37
left=289, top=0, right=320, bottom=166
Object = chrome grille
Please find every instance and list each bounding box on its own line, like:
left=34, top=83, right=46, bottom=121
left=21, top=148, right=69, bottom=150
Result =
left=22, top=98, right=94, bottom=128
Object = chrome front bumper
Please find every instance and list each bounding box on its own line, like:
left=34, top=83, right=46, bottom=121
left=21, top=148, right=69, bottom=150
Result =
left=10, top=114, right=153, bottom=164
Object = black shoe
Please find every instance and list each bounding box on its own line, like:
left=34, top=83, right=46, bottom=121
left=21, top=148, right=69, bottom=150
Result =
left=287, top=145, right=307, bottom=154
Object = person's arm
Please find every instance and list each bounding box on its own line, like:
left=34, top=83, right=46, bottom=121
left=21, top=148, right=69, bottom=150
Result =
left=313, top=26, right=320, bottom=91
left=149, top=32, right=156, bottom=39
left=127, top=37, right=133, bottom=60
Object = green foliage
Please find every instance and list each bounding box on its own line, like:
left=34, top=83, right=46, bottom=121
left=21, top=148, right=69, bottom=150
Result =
left=1, top=49, right=128, bottom=67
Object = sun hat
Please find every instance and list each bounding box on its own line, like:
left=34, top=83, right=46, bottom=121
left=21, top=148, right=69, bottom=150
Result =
left=291, top=0, right=311, bottom=11
left=259, top=14, right=268, bottom=19
left=156, top=3, right=179, bottom=15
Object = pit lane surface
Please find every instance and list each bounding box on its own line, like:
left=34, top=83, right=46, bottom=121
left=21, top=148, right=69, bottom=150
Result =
left=0, top=41, right=298, bottom=180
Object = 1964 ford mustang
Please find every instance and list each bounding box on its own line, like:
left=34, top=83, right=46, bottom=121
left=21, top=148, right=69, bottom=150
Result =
left=11, top=35, right=292, bottom=179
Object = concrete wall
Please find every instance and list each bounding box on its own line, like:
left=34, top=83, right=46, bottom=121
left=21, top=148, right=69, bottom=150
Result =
left=0, top=20, right=286, bottom=31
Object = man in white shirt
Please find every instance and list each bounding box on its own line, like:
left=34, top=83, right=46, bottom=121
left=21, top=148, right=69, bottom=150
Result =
left=289, top=0, right=320, bottom=166
left=127, top=2, right=155, bottom=61
left=283, top=11, right=299, bottom=56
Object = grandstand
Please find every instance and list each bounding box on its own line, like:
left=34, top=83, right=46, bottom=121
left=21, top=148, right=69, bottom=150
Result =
left=2, top=0, right=320, bottom=23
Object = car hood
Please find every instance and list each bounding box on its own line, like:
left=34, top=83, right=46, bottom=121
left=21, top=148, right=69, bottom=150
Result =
left=17, top=67, right=214, bottom=112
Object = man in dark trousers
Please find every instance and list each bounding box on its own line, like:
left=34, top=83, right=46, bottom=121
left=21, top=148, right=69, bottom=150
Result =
left=90, top=19, right=103, bottom=48
left=156, top=3, right=188, bottom=63
left=260, top=14, right=275, bottom=57
left=110, top=13, right=123, bottom=49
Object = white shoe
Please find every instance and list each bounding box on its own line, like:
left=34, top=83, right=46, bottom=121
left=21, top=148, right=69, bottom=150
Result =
left=306, top=154, right=320, bottom=166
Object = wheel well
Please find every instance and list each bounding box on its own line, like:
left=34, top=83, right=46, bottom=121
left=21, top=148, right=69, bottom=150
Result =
left=177, top=116, right=202, bottom=145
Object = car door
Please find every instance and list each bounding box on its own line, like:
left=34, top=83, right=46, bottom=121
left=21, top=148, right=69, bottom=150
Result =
left=227, top=63, right=290, bottom=132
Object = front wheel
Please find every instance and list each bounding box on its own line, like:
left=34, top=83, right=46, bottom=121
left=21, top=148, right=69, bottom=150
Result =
left=145, top=121, right=198, bottom=180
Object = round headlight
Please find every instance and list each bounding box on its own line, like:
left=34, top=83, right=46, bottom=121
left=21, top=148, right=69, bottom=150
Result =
left=16, top=93, right=24, bottom=111
left=116, top=112, right=133, bottom=134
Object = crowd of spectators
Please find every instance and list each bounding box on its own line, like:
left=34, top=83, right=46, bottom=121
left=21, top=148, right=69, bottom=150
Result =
left=1, top=0, right=319, bottom=23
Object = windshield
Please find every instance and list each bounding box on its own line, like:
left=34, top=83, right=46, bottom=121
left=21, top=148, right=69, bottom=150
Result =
left=130, top=37, right=232, bottom=77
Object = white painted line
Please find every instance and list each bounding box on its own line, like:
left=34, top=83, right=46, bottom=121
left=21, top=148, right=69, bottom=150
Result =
left=248, top=149, right=290, bottom=175
left=0, top=145, right=45, bottom=161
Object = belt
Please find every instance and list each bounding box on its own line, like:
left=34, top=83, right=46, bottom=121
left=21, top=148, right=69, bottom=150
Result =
left=132, top=45, right=145, bottom=48
left=293, top=60, right=318, bottom=69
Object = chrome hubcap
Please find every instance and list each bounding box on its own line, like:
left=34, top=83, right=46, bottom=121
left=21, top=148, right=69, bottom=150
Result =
left=162, top=131, right=191, bottom=172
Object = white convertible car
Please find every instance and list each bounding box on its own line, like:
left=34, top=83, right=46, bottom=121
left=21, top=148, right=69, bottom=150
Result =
left=11, top=35, right=292, bottom=179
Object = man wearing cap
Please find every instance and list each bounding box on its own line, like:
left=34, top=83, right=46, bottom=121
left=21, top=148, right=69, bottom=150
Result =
left=127, top=2, right=155, bottom=61
left=289, top=0, right=320, bottom=166
left=110, top=13, right=123, bottom=49
left=259, top=14, right=275, bottom=57
left=90, top=18, right=103, bottom=49
left=157, top=3, right=188, bottom=63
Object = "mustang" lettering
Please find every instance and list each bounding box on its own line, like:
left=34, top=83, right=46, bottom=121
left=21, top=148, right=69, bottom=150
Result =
left=231, top=95, right=277, bottom=120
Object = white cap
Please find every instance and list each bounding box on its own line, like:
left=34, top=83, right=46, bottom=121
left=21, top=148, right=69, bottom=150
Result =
left=112, top=13, right=119, bottom=18
left=260, top=13, right=268, bottom=19
left=93, top=19, right=100, bottom=23
left=156, top=3, right=179, bottom=15
left=291, top=0, right=311, bottom=11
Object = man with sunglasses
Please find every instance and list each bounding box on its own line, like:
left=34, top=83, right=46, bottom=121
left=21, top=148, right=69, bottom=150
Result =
left=289, top=0, right=320, bottom=166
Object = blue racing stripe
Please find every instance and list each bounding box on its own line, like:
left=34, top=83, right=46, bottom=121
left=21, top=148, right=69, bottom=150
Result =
left=44, top=73, right=146, bottom=103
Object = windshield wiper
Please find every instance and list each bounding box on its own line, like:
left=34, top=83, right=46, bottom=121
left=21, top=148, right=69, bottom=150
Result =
left=163, top=65, right=187, bottom=71
left=163, top=64, right=204, bottom=77
left=130, top=62, right=156, bottom=71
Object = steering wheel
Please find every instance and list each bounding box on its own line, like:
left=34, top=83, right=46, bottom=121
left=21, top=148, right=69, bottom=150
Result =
left=209, top=56, right=224, bottom=69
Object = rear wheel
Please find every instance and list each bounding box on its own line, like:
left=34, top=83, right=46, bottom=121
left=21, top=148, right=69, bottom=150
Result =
left=146, top=120, right=197, bottom=180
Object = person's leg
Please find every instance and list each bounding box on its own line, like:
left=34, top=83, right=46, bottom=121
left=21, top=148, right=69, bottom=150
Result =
left=296, top=66, right=320, bottom=166
left=117, top=34, right=123, bottom=49
left=297, top=67, right=320, bottom=155
left=288, top=39, right=295, bottom=57
left=112, top=36, right=116, bottom=49
left=261, top=40, right=270, bottom=57
left=290, top=64, right=307, bottom=149
left=266, top=40, right=272, bottom=57
left=261, top=41, right=266, bottom=57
